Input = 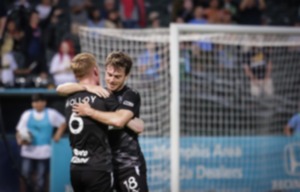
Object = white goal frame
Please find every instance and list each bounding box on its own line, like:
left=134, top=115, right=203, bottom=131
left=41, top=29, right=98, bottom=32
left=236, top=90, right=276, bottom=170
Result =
left=169, top=24, right=300, bottom=192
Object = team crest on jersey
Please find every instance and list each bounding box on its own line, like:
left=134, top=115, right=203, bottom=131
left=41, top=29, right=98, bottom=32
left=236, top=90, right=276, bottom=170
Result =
left=118, top=96, right=123, bottom=103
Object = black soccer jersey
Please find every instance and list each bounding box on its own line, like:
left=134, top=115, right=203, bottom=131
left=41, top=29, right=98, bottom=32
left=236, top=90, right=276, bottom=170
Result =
left=108, top=86, right=146, bottom=170
left=65, top=91, right=118, bottom=171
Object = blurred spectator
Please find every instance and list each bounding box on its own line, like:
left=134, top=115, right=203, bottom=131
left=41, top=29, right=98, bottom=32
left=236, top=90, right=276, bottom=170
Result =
left=49, top=40, right=76, bottom=86
left=205, top=0, right=222, bottom=23
left=70, top=0, right=93, bottom=25
left=0, top=0, right=7, bottom=39
left=44, top=6, right=66, bottom=52
left=188, top=6, right=212, bottom=52
left=6, top=19, right=25, bottom=54
left=179, top=43, right=191, bottom=81
left=1, top=48, right=18, bottom=87
left=243, top=47, right=273, bottom=97
left=190, top=44, right=206, bottom=74
left=188, top=6, right=207, bottom=24
left=9, top=0, right=32, bottom=34
left=102, top=0, right=117, bottom=19
left=36, top=0, right=61, bottom=33
left=175, top=16, right=185, bottom=23
left=1, top=19, right=30, bottom=87
left=14, top=0, right=31, bottom=9
left=16, top=93, right=66, bottom=192
left=138, top=42, right=161, bottom=79
left=87, top=8, right=107, bottom=28
left=1, top=19, right=15, bottom=86
left=223, top=0, right=238, bottom=20
left=220, top=10, right=233, bottom=24
left=1, top=21, right=14, bottom=54
left=284, top=110, right=300, bottom=136
left=36, top=0, right=53, bottom=21
left=176, top=0, right=194, bottom=22
left=119, top=0, right=146, bottom=28
left=24, top=10, right=47, bottom=76
left=148, top=11, right=160, bottom=28
left=218, top=44, right=237, bottom=71
left=239, top=0, right=266, bottom=25
left=106, top=10, right=123, bottom=28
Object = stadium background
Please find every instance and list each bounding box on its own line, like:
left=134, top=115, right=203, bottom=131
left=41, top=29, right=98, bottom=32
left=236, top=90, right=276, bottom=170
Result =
left=1, top=0, right=300, bottom=192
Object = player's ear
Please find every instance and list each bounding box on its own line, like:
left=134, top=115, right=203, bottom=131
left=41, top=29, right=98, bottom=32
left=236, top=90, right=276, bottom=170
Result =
left=94, top=67, right=99, bottom=78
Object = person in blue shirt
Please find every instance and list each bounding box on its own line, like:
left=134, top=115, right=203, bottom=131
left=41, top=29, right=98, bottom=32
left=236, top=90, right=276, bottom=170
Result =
left=284, top=113, right=300, bottom=136
left=137, top=42, right=161, bottom=80
left=16, top=93, right=66, bottom=192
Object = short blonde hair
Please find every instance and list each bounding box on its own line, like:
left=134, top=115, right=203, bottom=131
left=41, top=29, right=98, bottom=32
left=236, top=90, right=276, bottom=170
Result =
left=71, top=53, right=97, bottom=79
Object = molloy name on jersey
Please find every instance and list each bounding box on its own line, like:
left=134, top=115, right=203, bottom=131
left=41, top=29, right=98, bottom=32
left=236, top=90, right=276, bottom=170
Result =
left=66, top=96, right=97, bottom=108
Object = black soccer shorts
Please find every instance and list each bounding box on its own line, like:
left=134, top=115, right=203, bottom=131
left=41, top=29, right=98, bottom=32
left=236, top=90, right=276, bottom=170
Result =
left=114, top=165, right=148, bottom=192
left=71, top=170, right=113, bottom=192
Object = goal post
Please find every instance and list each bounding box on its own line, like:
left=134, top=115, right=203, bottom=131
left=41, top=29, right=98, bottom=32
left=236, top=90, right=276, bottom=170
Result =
left=170, top=24, right=180, bottom=192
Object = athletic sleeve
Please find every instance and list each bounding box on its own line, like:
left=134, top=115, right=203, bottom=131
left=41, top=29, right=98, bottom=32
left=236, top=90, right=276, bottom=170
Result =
left=16, top=110, right=30, bottom=132
left=48, top=108, right=66, bottom=128
left=288, top=114, right=300, bottom=130
left=118, top=90, right=140, bottom=115
left=104, top=94, right=119, bottom=111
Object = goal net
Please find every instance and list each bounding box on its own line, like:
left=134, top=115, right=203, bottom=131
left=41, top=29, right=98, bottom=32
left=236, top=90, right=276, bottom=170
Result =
left=79, top=25, right=300, bottom=192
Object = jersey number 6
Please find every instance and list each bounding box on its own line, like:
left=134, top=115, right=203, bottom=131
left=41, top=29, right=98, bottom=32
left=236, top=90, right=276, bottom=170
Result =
left=69, top=112, right=84, bottom=134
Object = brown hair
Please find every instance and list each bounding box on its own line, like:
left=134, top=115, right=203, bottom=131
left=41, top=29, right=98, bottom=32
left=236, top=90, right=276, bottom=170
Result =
left=105, top=51, right=132, bottom=75
left=71, top=53, right=97, bottom=79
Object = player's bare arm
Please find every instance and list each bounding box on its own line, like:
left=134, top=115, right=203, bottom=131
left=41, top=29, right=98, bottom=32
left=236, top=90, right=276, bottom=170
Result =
left=56, top=83, right=110, bottom=98
left=73, top=102, right=144, bottom=134
left=126, top=118, right=144, bottom=134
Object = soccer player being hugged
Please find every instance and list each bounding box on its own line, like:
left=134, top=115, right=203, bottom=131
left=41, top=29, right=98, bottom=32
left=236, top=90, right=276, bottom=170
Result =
left=57, top=51, right=148, bottom=192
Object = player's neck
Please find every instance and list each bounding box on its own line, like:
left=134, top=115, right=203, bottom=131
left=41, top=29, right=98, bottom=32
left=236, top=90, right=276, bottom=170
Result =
left=79, top=79, right=97, bottom=86
left=114, top=84, right=126, bottom=92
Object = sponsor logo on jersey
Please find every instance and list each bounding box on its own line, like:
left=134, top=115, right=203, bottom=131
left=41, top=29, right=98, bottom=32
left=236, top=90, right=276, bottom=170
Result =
left=71, top=149, right=89, bottom=164
left=71, top=156, right=89, bottom=164
left=123, top=100, right=134, bottom=107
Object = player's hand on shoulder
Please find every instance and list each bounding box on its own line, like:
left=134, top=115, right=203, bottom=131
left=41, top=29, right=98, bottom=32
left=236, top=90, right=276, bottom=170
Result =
left=73, top=101, right=94, bottom=117
left=85, top=85, right=110, bottom=98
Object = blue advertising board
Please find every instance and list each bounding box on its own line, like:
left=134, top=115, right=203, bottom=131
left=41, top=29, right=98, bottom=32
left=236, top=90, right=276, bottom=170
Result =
left=50, top=138, right=72, bottom=192
left=51, top=135, right=300, bottom=192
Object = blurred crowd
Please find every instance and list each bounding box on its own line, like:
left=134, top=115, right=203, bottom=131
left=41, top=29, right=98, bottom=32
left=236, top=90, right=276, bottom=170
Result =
left=0, top=0, right=169, bottom=89
left=173, top=0, right=300, bottom=25
left=0, top=0, right=299, bottom=89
